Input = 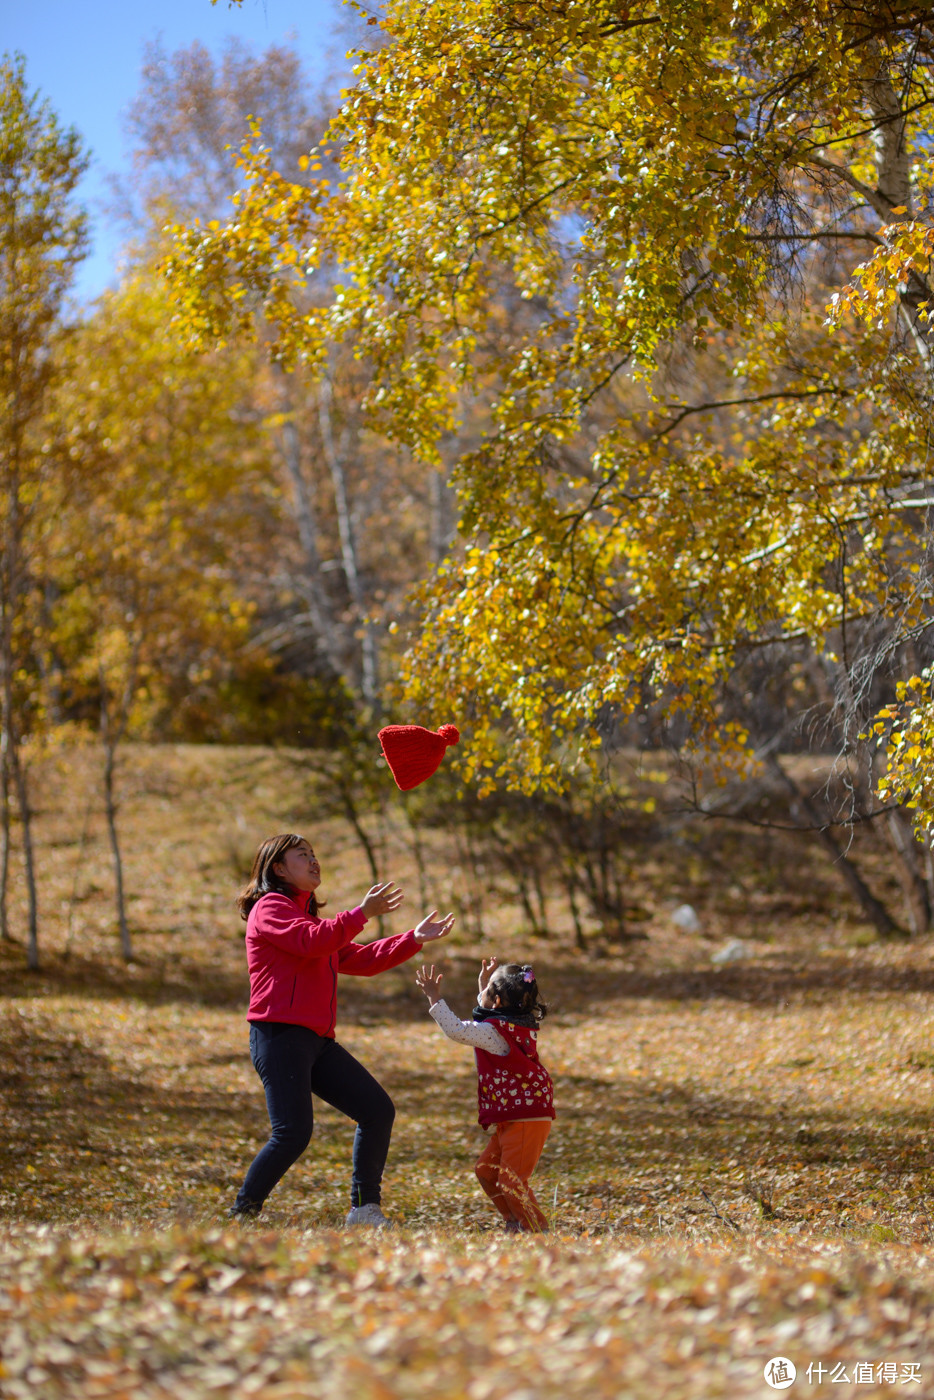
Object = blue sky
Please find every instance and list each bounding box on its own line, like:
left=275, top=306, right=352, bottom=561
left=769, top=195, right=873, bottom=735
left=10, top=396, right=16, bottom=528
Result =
left=4, top=0, right=350, bottom=302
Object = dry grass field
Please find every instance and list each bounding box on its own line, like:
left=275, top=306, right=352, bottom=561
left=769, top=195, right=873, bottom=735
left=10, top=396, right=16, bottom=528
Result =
left=1, top=744, right=933, bottom=1397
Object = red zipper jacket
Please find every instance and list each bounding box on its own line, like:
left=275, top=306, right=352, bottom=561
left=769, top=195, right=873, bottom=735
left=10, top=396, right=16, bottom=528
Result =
left=245, top=888, right=420, bottom=1037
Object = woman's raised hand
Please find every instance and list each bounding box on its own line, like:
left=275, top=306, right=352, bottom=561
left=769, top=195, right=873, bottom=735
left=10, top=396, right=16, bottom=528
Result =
left=478, top=956, right=499, bottom=992
left=413, top=910, right=455, bottom=944
left=415, top=963, right=444, bottom=1005
left=361, top=881, right=404, bottom=920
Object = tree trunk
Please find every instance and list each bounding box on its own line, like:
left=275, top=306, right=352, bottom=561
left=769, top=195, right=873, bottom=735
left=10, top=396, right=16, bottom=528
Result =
left=102, top=738, right=132, bottom=963
left=333, top=768, right=385, bottom=935
left=531, top=865, right=548, bottom=935
left=403, top=800, right=432, bottom=911
left=0, top=481, right=35, bottom=961
left=64, top=789, right=94, bottom=959
left=0, top=742, right=9, bottom=942
left=98, top=654, right=138, bottom=963
left=769, top=757, right=902, bottom=937
left=886, top=808, right=932, bottom=936
left=868, top=60, right=911, bottom=214
left=277, top=399, right=344, bottom=678
left=10, top=747, right=39, bottom=970
left=37, top=579, right=65, bottom=725
left=429, top=465, right=452, bottom=565
left=868, top=58, right=933, bottom=366
left=456, top=822, right=486, bottom=940
left=0, top=456, right=22, bottom=951
left=318, top=373, right=378, bottom=707
left=581, top=850, right=601, bottom=927
left=924, top=843, right=934, bottom=925
left=336, top=776, right=380, bottom=887
left=515, top=869, right=540, bottom=937
left=567, top=870, right=587, bottom=950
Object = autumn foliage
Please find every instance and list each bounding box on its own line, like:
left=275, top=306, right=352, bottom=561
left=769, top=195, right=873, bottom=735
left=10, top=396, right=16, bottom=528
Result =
left=169, top=2, right=934, bottom=813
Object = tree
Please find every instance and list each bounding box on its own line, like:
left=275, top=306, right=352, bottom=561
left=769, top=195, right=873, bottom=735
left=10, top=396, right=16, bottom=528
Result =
left=127, top=37, right=435, bottom=713
left=0, top=54, right=87, bottom=967
left=114, top=36, right=332, bottom=231
left=168, top=4, right=934, bottom=833
left=825, top=215, right=934, bottom=843
left=48, top=268, right=276, bottom=960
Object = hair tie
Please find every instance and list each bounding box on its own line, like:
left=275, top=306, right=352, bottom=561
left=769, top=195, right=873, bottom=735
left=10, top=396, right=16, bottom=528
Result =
left=522, top=966, right=535, bottom=983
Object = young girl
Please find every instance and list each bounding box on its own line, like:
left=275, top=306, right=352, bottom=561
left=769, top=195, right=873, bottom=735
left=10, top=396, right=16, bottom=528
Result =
left=231, top=833, right=453, bottom=1227
left=416, top=956, right=555, bottom=1232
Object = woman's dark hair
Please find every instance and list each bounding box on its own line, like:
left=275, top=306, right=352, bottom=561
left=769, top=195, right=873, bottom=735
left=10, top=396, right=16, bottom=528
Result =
left=489, top=964, right=548, bottom=1022
left=237, top=834, right=325, bottom=922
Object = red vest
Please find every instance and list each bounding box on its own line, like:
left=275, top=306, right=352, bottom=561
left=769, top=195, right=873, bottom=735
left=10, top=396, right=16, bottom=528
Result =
left=474, top=1019, right=556, bottom=1128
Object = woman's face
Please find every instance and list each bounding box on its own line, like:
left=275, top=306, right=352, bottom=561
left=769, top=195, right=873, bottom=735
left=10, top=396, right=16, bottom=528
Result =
left=272, top=839, right=321, bottom=893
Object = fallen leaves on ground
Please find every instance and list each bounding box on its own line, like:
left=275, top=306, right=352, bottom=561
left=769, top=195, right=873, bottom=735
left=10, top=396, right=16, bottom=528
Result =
left=1, top=1225, right=932, bottom=1399
left=2, top=745, right=934, bottom=1396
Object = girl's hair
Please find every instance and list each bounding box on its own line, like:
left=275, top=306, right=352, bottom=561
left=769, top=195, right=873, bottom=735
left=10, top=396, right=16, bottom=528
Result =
left=489, top=964, right=548, bottom=1022
left=237, top=833, right=325, bottom=922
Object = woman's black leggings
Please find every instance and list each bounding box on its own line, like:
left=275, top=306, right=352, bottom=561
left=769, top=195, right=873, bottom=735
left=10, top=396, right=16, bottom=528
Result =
left=234, top=1021, right=395, bottom=1212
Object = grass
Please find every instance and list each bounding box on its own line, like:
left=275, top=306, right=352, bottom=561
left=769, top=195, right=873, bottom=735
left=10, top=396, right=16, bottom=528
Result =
left=1, top=743, right=934, bottom=1396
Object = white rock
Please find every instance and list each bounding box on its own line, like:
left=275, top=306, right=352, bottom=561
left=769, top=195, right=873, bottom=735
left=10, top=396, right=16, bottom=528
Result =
left=671, top=903, right=701, bottom=933
left=711, top=939, right=749, bottom=965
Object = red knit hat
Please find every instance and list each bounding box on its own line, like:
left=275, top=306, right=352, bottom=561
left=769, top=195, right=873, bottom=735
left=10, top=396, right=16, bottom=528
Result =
left=378, top=723, right=460, bottom=791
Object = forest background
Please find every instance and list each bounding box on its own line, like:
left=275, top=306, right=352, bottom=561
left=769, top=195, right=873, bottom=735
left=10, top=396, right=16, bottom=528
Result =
left=4, top=2, right=934, bottom=1397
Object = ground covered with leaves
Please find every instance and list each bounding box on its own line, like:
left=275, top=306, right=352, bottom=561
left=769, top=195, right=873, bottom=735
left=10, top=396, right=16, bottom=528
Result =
left=1, top=745, right=934, bottom=1396
left=2, top=1226, right=932, bottom=1399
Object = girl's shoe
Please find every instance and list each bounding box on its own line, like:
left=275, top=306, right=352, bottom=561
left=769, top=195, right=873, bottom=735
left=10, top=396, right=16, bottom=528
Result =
left=345, top=1202, right=394, bottom=1229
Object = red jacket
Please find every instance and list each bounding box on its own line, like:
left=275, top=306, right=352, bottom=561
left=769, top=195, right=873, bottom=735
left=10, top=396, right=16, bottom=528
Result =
left=245, top=888, right=420, bottom=1037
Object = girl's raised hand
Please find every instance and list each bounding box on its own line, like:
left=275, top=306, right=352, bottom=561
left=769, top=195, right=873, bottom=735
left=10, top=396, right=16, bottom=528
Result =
left=415, top=964, right=444, bottom=1005
left=361, top=881, right=404, bottom=919
left=413, top=910, right=455, bottom=944
left=478, top=956, right=499, bottom=992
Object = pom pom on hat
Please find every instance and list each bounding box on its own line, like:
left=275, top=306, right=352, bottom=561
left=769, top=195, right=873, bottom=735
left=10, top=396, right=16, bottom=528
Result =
left=378, top=723, right=460, bottom=791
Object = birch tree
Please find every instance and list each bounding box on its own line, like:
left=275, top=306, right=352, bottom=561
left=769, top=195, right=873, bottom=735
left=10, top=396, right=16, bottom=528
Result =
left=127, top=37, right=420, bottom=708
left=0, top=55, right=87, bottom=967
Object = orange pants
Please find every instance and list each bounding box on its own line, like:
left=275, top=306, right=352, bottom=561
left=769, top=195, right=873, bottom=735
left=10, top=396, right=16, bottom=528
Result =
left=475, top=1119, right=552, bottom=1232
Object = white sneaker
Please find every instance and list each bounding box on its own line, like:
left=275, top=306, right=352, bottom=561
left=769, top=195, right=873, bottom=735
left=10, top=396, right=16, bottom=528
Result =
left=345, top=1202, right=394, bottom=1229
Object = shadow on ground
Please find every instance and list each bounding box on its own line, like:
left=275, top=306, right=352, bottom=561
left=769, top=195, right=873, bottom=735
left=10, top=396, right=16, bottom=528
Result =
left=4, top=945, right=934, bottom=1020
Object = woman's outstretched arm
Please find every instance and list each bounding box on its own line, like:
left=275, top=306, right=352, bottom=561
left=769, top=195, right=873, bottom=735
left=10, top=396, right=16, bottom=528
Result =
left=251, top=894, right=367, bottom=959
left=338, top=911, right=454, bottom=977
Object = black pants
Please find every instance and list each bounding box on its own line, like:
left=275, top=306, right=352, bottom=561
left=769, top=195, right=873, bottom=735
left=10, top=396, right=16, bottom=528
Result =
left=234, top=1021, right=395, bottom=1212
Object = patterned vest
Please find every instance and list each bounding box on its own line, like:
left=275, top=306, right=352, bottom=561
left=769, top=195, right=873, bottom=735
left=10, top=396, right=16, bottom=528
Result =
left=474, top=1018, right=556, bottom=1128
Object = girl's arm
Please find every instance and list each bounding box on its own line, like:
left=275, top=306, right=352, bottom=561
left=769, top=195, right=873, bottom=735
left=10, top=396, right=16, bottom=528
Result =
left=415, top=965, right=509, bottom=1054
left=478, top=957, right=499, bottom=993
left=429, top=1000, right=509, bottom=1054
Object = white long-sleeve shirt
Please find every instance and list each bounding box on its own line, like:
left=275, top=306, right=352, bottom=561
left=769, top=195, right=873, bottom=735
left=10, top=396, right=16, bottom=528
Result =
left=428, top=999, right=509, bottom=1054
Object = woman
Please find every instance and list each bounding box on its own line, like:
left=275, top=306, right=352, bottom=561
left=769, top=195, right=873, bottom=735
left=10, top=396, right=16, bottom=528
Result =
left=231, top=832, right=453, bottom=1226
